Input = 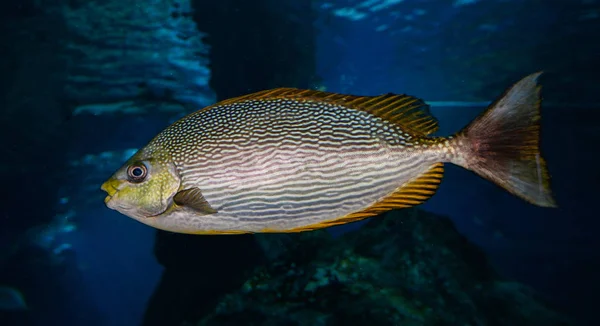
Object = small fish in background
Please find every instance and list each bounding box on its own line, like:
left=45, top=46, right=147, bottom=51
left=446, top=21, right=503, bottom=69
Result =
left=101, top=72, right=556, bottom=235
left=0, top=286, right=28, bottom=311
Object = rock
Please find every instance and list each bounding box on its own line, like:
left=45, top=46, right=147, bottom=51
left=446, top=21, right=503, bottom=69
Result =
left=62, top=0, right=215, bottom=114
left=194, top=209, right=573, bottom=326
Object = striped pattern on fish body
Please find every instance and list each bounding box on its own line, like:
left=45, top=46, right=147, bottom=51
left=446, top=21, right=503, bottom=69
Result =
left=101, top=73, right=556, bottom=235
left=156, top=91, right=444, bottom=232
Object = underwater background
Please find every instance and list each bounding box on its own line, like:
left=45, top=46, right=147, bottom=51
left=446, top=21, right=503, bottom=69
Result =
left=0, top=0, right=598, bottom=325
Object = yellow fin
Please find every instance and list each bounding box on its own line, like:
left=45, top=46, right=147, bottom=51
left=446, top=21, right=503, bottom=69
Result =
left=278, top=163, right=445, bottom=233
left=208, top=88, right=439, bottom=136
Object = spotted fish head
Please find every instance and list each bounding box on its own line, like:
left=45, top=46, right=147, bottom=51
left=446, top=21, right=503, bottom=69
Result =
left=100, top=147, right=181, bottom=222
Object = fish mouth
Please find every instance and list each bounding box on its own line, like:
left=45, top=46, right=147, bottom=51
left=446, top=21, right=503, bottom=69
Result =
left=101, top=179, right=121, bottom=204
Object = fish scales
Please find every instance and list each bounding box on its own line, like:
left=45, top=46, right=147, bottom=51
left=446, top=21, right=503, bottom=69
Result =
left=157, top=98, right=435, bottom=231
left=101, top=73, right=556, bottom=235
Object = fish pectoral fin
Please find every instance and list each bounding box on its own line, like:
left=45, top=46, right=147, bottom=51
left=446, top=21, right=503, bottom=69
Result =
left=173, top=187, right=218, bottom=214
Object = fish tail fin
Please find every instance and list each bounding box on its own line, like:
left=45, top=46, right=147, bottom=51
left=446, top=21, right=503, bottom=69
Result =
left=449, top=72, right=557, bottom=207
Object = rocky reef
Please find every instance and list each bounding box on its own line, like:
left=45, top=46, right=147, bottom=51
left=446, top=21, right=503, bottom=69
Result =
left=186, top=209, right=572, bottom=326
left=62, top=0, right=215, bottom=115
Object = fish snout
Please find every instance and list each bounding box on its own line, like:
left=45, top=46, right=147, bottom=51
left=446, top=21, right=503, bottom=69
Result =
left=101, top=178, right=121, bottom=204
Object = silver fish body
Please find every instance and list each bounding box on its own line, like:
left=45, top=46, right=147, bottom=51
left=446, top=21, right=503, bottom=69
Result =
left=102, top=74, right=556, bottom=234
left=155, top=96, right=442, bottom=232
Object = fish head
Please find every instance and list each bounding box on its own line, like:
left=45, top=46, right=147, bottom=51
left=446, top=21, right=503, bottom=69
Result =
left=101, top=147, right=180, bottom=221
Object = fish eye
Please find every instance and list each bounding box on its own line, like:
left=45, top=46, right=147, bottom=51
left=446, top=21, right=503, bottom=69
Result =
left=127, top=162, right=148, bottom=183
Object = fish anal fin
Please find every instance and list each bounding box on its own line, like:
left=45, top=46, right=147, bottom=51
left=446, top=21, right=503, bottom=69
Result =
left=173, top=187, right=218, bottom=214
left=206, top=88, right=439, bottom=136
left=277, top=163, right=444, bottom=233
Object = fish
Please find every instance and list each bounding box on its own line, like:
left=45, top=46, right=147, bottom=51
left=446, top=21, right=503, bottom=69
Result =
left=101, top=72, right=556, bottom=235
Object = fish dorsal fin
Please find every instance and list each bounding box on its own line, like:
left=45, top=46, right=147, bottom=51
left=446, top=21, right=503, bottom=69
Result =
left=212, top=88, right=439, bottom=136
left=173, top=187, right=218, bottom=214
left=274, top=163, right=444, bottom=233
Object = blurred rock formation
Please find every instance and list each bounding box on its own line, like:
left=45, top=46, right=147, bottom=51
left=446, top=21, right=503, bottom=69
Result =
left=194, top=209, right=573, bottom=326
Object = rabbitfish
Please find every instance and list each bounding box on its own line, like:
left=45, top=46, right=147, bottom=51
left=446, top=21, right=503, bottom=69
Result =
left=101, top=72, right=556, bottom=234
